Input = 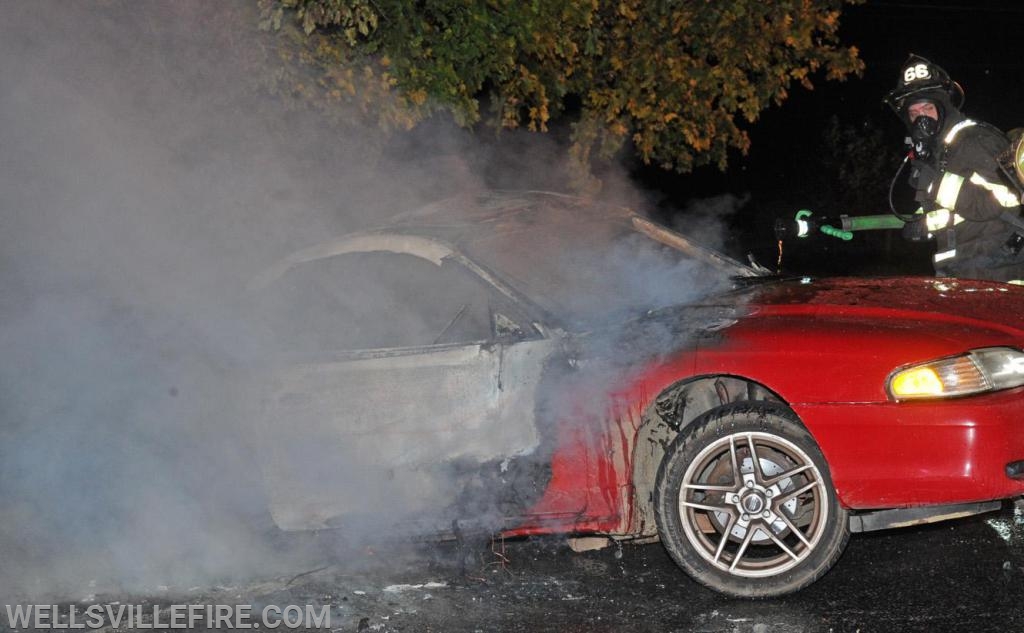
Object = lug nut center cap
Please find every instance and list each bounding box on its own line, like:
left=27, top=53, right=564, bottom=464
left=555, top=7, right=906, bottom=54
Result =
left=741, top=493, right=766, bottom=514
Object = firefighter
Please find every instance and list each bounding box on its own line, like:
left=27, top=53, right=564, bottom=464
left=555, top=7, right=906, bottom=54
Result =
left=884, top=54, right=1024, bottom=282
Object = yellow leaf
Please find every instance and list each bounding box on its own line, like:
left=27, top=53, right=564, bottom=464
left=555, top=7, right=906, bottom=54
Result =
left=409, top=89, right=428, bottom=105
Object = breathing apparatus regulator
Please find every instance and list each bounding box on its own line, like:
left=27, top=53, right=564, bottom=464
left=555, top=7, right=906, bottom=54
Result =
left=908, top=115, right=940, bottom=160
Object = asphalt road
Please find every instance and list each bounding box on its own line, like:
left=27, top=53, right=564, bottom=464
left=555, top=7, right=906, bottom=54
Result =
left=11, top=503, right=1023, bottom=633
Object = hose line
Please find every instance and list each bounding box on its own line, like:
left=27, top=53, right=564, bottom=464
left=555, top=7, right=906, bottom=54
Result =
left=888, top=154, right=918, bottom=223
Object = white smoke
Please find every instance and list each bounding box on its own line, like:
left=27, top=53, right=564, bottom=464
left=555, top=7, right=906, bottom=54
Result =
left=0, top=0, right=740, bottom=600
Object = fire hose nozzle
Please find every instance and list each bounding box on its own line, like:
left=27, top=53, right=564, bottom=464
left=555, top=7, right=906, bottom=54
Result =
left=775, top=210, right=906, bottom=241
left=774, top=210, right=815, bottom=241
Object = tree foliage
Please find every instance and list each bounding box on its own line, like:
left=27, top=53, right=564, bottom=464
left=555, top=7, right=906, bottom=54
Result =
left=259, top=0, right=863, bottom=188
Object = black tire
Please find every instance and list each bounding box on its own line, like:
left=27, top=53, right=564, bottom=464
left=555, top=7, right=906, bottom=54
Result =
left=654, top=402, right=849, bottom=598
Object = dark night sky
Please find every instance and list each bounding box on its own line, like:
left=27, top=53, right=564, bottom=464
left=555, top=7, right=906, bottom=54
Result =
left=753, top=0, right=1024, bottom=175
left=755, top=0, right=1024, bottom=158
left=646, top=0, right=1024, bottom=276
left=845, top=0, right=1024, bottom=128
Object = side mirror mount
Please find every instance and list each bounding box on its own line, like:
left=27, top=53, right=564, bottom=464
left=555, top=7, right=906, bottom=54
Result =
left=492, top=311, right=524, bottom=340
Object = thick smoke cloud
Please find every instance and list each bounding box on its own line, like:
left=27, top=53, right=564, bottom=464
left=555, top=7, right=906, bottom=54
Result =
left=0, top=1, right=462, bottom=599
left=0, top=1, right=738, bottom=600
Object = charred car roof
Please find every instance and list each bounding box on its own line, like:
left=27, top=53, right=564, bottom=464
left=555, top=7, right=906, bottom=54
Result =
left=254, top=191, right=760, bottom=328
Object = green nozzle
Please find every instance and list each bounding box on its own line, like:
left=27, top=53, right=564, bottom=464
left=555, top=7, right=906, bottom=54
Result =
left=820, top=225, right=854, bottom=241
left=795, top=209, right=813, bottom=238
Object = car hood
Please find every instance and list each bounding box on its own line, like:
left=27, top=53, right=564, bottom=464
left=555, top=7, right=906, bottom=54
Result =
left=732, top=276, right=1024, bottom=337
left=672, top=276, right=1024, bottom=404
left=577, top=276, right=1024, bottom=367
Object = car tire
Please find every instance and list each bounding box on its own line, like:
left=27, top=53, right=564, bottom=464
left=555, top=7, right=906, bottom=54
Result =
left=654, top=402, right=849, bottom=598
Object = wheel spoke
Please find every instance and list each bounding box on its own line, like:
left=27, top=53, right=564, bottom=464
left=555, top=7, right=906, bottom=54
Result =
left=777, top=478, right=823, bottom=506
left=729, top=435, right=742, bottom=485
left=745, top=433, right=764, bottom=482
left=764, top=526, right=801, bottom=561
left=682, top=500, right=735, bottom=515
left=728, top=524, right=759, bottom=573
left=774, top=510, right=813, bottom=548
left=712, top=514, right=737, bottom=564
left=684, top=482, right=736, bottom=492
left=762, top=463, right=814, bottom=488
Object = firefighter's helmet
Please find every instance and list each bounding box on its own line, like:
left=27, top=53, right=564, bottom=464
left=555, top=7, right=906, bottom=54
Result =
left=884, top=55, right=966, bottom=159
left=883, top=54, right=965, bottom=117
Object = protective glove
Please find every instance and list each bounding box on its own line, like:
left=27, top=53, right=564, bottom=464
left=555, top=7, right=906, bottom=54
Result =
left=901, top=216, right=931, bottom=242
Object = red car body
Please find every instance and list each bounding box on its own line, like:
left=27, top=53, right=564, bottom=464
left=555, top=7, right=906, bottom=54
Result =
left=512, top=277, right=1024, bottom=539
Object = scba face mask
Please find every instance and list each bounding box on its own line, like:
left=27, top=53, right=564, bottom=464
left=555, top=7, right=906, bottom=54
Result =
left=910, top=113, right=940, bottom=160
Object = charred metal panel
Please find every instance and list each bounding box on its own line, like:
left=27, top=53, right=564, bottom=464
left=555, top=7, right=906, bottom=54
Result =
left=255, top=338, right=560, bottom=531
left=630, top=216, right=756, bottom=278
left=249, top=233, right=454, bottom=291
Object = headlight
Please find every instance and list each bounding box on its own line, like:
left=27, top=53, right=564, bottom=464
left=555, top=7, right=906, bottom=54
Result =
left=888, top=347, right=1024, bottom=401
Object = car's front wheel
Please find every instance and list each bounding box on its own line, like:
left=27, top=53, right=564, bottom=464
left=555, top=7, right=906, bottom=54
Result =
left=654, top=403, right=849, bottom=598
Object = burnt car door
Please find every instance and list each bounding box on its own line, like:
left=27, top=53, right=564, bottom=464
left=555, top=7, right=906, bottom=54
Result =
left=250, top=247, right=569, bottom=531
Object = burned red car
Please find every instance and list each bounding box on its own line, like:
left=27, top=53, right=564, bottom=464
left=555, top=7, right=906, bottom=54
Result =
left=249, top=192, right=1024, bottom=598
